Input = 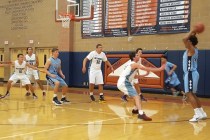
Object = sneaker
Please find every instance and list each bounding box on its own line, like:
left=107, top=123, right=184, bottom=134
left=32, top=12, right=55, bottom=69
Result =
left=201, top=112, right=207, bottom=120
left=121, top=95, right=128, bottom=102
left=140, top=94, right=147, bottom=101
left=173, top=91, right=180, bottom=97
left=189, top=114, right=203, bottom=122
left=99, top=95, right=106, bottom=103
left=132, top=109, right=138, bottom=114
left=42, top=92, right=46, bottom=96
left=25, top=92, right=31, bottom=96
left=52, top=97, right=62, bottom=106
left=32, top=93, right=38, bottom=99
left=138, top=113, right=152, bottom=121
left=60, top=97, right=70, bottom=104
left=90, top=95, right=96, bottom=102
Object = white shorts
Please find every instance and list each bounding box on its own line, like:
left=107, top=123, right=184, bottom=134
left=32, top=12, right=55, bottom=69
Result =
left=117, top=81, right=138, bottom=97
left=9, top=74, right=31, bottom=86
left=26, top=70, right=39, bottom=82
left=89, top=70, right=104, bottom=85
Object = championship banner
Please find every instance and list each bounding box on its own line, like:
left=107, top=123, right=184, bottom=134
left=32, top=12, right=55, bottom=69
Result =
left=104, top=53, right=164, bottom=89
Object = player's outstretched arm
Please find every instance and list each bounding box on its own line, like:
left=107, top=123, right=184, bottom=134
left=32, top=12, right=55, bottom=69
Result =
left=0, top=61, right=13, bottom=66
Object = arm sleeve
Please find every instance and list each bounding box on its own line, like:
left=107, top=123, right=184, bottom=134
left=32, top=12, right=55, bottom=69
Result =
left=86, top=51, right=94, bottom=60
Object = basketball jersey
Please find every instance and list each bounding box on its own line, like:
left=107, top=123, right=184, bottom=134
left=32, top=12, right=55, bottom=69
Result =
left=165, top=62, right=180, bottom=86
left=118, top=61, right=138, bottom=83
left=25, top=54, right=36, bottom=71
left=183, top=48, right=198, bottom=73
left=87, top=51, right=107, bottom=71
left=48, top=57, right=61, bottom=75
left=14, top=60, right=26, bottom=75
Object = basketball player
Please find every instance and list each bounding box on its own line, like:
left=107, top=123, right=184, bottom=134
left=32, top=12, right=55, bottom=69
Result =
left=161, top=56, right=186, bottom=100
left=182, top=28, right=207, bottom=122
left=25, top=47, right=46, bottom=97
left=1, top=54, right=42, bottom=99
left=117, top=52, right=165, bottom=121
left=82, top=44, right=114, bottom=102
left=121, top=48, right=147, bottom=102
left=44, top=48, right=70, bottom=105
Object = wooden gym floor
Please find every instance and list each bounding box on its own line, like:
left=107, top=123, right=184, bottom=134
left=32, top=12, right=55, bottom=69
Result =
left=0, top=86, right=209, bottom=140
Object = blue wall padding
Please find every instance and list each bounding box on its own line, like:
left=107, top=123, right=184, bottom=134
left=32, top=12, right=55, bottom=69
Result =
left=205, top=51, right=210, bottom=96
left=59, top=50, right=210, bottom=97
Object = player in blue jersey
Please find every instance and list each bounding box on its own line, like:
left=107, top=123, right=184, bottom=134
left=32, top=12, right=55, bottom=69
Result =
left=44, top=48, right=70, bottom=105
left=161, top=56, right=186, bottom=100
left=182, top=28, right=207, bottom=122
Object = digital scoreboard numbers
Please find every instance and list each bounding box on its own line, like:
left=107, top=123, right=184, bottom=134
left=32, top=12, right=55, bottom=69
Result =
left=82, top=0, right=103, bottom=38
left=130, top=0, right=158, bottom=35
left=104, top=0, right=128, bottom=37
left=158, top=0, right=191, bottom=33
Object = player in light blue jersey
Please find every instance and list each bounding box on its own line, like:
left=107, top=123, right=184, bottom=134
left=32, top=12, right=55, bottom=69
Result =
left=161, top=56, right=186, bottom=100
left=44, top=48, right=70, bottom=105
left=182, top=28, right=207, bottom=122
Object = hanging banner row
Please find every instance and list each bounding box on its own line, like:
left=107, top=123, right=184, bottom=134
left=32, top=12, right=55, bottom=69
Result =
left=82, top=0, right=191, bottom=38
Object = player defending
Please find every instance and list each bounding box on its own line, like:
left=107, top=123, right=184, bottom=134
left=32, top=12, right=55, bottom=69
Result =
left=82, top=44, right=114, bottom=102
left=117, top=52, right=165, bottom=121
left=182, top=27, right=207, bottom=122
left=1, top=54, right=42, bottom=99
left=121, top=48, right=147, bottom=102
left=44, top=48, right=70, bottom=105
left=25, top=47, right=46, bottom=97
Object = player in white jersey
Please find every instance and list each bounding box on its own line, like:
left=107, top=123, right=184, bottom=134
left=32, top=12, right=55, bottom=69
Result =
left=82, top=44, right=114, bottom=102
left=25, top=47, right=46, bottom=97
left=117, top=52, right=165, bottom=121
left=121, top=48, right=148, bottom=102
left=1, top=54, right=43, bottom=99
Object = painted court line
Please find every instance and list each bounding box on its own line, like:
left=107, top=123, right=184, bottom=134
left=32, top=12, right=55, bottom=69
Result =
left=0, top=117, right=126, bottom=139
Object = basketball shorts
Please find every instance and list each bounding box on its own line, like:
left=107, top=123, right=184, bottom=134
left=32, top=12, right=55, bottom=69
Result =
left=26, top=70, right=40, bottom=82
left=46, top=75, right=67, bottom=88
left=117, top=80, right=138, bottom=97
left=9, top=74, right=31, bottom=86
left=184, top=71, right=199, bottom=93
left=132, top=78, right=139, bottom=85
left=89, top=70, right=104, bottom=85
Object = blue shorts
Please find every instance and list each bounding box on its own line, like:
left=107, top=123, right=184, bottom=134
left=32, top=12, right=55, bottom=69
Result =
left=117, top=80, right=138, bottom=97
left=46, top=75, right=67, bottom=88
left=184, top=71, right=199, bottom=93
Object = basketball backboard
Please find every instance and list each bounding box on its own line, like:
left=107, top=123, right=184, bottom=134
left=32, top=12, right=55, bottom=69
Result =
left=55, top=0, right=80, bottom=22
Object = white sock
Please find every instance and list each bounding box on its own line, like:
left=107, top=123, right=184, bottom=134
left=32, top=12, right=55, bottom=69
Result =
left=138, top=110, right=144, bottom=115
left=62, top=95, right=65, bottom=98
left=42, top=90, right=46, bottom=93
left=100, top=93, right=103, bottom=96
left=194, top=108, right=200, bottom=115
left=90, top=92, right=93, bottom=96
left=53, top=94, right=57, bottom=98
left=133, top=106, right=137, bottom=110
left=199, top=107, right=205, bottom=113
left=139, top=93, right=142, bottom=95
left=27, top=90, right=30, bottom=93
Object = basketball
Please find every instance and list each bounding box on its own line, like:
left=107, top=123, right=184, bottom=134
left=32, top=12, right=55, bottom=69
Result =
left=194, top=22, right=205, bottom=33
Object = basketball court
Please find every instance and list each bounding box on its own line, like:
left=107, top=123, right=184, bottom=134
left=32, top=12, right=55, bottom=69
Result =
left=0, top=0, right=210, bottom=139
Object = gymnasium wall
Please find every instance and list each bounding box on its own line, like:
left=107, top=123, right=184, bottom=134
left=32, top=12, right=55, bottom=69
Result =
left=0, top=0, right=210, bottom=96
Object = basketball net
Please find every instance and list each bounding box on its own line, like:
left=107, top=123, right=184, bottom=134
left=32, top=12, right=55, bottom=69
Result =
left=59, top=14, right=71, bottom=28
